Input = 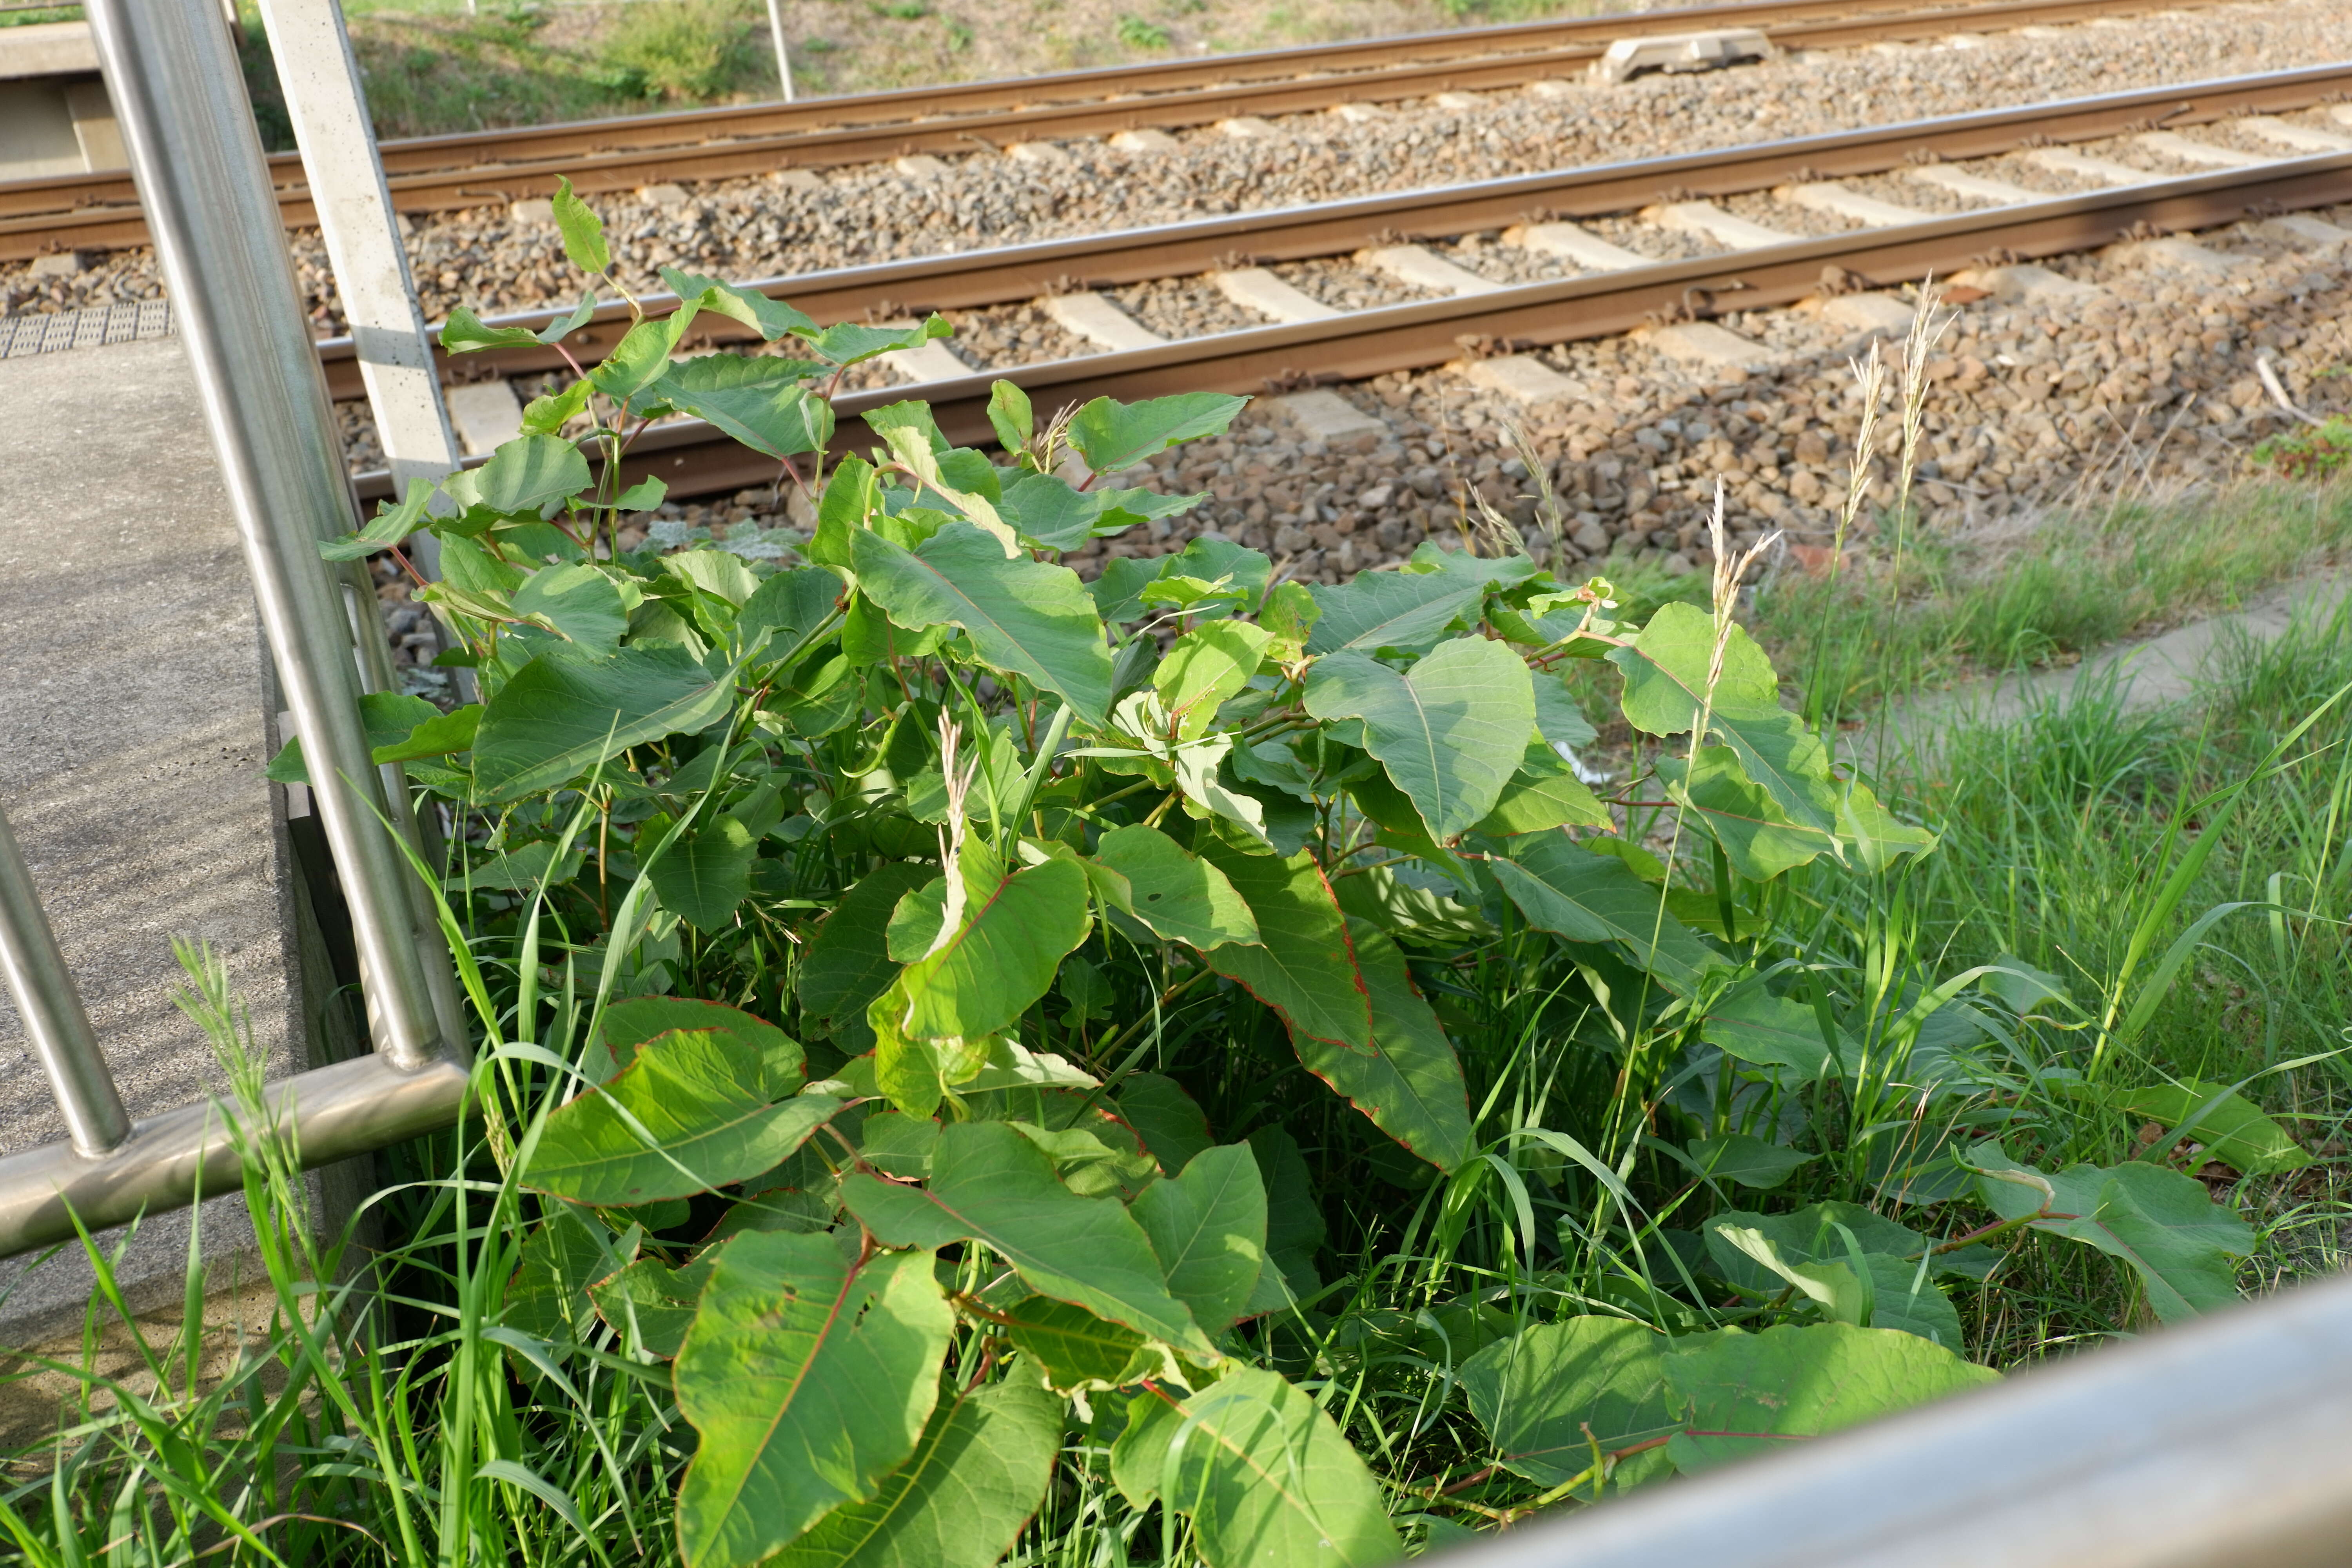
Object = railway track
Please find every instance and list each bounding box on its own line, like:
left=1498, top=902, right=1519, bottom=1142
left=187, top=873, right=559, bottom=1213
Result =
left=329, top=63, right=2352, bottom=504
left=0, top=0, right=2233, bottom=260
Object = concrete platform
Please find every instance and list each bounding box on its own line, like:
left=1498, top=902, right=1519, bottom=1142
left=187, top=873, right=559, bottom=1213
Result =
left=0, top=335, right=355, bottom=1351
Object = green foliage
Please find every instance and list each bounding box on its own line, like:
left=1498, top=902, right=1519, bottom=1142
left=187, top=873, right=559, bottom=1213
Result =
left=191, top=187, right=2308, bottom=1567
left=1115, top=13, right=1172, bottom=49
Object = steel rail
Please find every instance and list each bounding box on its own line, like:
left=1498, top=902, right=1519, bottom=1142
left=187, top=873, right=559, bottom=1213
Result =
left=1430, top=1269, right=2352, bottom=1568
left=318, top=60, right=2352, bottom=403
left=352, top=146, right=2352, bottom=505
left=0, top=0, right=2231, bottom=259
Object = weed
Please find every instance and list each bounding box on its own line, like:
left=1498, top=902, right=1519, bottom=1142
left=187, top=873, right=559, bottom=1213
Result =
left=1116, top=12, right=1172, bottom=48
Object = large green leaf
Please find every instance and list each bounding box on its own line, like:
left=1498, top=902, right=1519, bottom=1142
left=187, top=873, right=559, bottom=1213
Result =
left=1306, top=550, right=1536, bottom=657
left=1971, top=1142, right=2253, bottom=1321
left=1150, top=1369, right=1403, bottom=1567
left=595, top=995, right=801, bottom=1089
left=590, top=302, right=704, bottom=404
left=1117, top=1072, right=1215, bottom=1176
left=2107, top=1080, right=2312, bottom=1176
left=550, top=176, right=609, bottom=273
left=841, top=1121, right=1213, bottom=1354
left=776, top=1380, right=1060, bottom=1568
left=1156, top=622, right=1272, bottom=741
left=1700, top=988, right=1839, bottom=1078
left=1308, top=922, right=1472, bottom=1171
left=1131, top=1143, right=1268, bottom=1335
left=658, top=265, right=820, bottom=342
left=1304, top=639, right=1534, bottom=842
left=1706, top=1225, right=1962, bottom=1347
left=675, top=1233, right=953, bottom=1568
left=798, top=863, right=937, bottom=1036
left=1092, top=825, right=1258, bottom=949
left=465, top=434, right=592, bottom=518
left=852, top=523, right=1113, bottom=723
left=1460, top=1319, right=1679, bottom=1490
left=1198, top=846, right=1372, bottom=1051
left=589, top=1252, right=713, bottom=1359
left=1066, top=393, right=1248, bottom=475
left=1609, top=602, right=1838, bottom=833
left=521, top=1029, right=840, bottom=1204
left=1486, top=835, right=1723, bottom=995
left=472, top=643, right=738, bottom=800
left=1662, top=1322, right=1998, bottom=1474
left=998, top=1296, right=1152, bottom=1392
left=655, top=354, right=835, bottom=459
left=512, top=563, right=628, bottom=651
left=649, top=817, right=758, bottom=931
left=1657, top=746, right=1833, bottom=880
left=889, top=840, right=1093, bottom=1040
left=739, top=566, right=843, bottom=661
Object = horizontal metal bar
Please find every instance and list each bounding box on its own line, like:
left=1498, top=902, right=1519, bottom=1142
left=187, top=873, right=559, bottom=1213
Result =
left=0, top=1050, right=470, bottom=1261
left=356, top=145, right=2352, bottom=505
left=1441, top=1269, right=2352, bottom=1568
left=0, top=802, right=130, bottom=1158
left=312, top=58, right=2352, bottom=401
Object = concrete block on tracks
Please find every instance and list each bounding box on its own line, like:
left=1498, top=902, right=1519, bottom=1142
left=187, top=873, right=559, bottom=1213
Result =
left=1433, top=91, right=1484, bottom=110
left=1947, top=263, right=2103, bottom=305
left=1330, top=102, right=1387, bottom=123
left=1642, top=200, right=1801, bottom=250
left=1524, top=79, right=1578, bottom=100
left=1007, top=141, right=1072, bottom=167
left=1773, top=181, right=1928, bottom=229
left=1590, top=28, right=1770, bottom=85
left=1357, top=244, right=1502, bottom=297
left=1505, top=221, right=1650, bottom=271
left=771, top=169, right=825, bottom=191
left=1457, top=354, right=1587, bottom=408
left=1640, top=321, right=1791, bottom=375
left=0, top=334, right=359, bottom=1354
left=882, top=339, right=974, bottom=384
left=1110, top=129, right=1181, bottom=153
left=2131, top=131, right=2274, bottom=170
left=2024, top=147, right=2156, bottom=188
left=1042, top=292, right=1167, bottom=352
left=2238, top=117, right=2352, bottom=154
left=893, top=154, right=951, bottom=178
left=2112, top=236, right=2254, bottom=277
left=2256, top=213, right=2352, bottom=249
left=1275, top=388, right=1388, bottom=444
left=447, top=380, right=526, bottom=456
left=1216, top=117, right=1279, bottom=140
left=508, top=197, right=556, bottom=227
left=1210, top=268, right=1341, bottom=323
left=1905, top=164, right=2046, bottom=205
left=637, top=181, right=691, bottom=209
left=1818, top=292, right=1921, bottom=336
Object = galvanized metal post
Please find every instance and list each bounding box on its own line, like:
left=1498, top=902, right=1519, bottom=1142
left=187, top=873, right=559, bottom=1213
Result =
left=0, top=807, right=129, bottom=1159
left=249, top=0, right=461, bottom=516
left=82, top=0, right=455, bottom=1073
left=765, top=0, right=797, bottom=103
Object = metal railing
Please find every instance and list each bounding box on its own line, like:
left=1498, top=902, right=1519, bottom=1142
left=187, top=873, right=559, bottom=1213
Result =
left=1443, top=1267, right=2352, bottom=1568
left=0, top=0, right=470, bottom=1263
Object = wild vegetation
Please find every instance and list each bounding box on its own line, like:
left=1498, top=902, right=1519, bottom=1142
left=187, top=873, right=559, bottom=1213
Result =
left=2, top=185, right=2347, bottom=1566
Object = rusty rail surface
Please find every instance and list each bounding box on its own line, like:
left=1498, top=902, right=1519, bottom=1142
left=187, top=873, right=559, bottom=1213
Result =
left=350, top=144, right=2352, bottom=505
left=309, top=61, right=2352, bottom=401
left=0, top=0, right=2232, bottom=259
